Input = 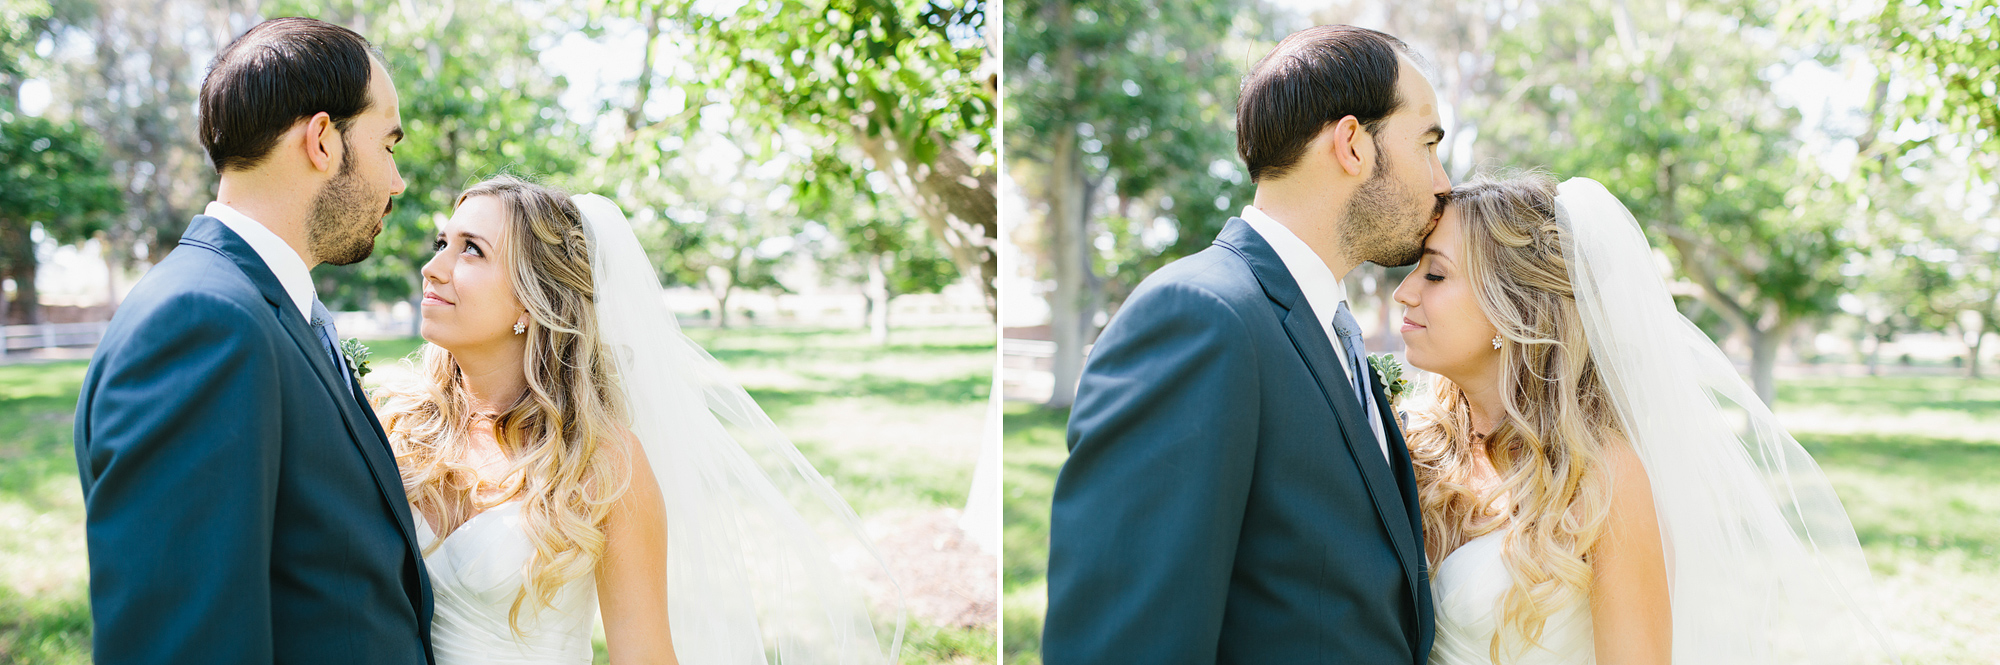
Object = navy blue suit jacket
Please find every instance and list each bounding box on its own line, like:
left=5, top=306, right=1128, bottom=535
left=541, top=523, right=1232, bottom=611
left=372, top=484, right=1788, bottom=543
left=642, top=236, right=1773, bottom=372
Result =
left=1046, top=218, right=1432, bottom=664
left=72, top=216, right=433, bottom=664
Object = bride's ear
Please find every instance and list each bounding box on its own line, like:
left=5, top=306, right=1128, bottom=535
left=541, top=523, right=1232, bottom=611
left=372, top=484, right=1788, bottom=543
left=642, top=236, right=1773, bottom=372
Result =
left=1325, top=115, right=1368, bottom=178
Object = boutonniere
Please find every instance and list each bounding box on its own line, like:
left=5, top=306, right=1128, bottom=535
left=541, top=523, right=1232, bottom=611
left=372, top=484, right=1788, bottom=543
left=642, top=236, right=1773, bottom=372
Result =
left=1368, top=353, right=1411, bottom=406
left=340, top=338, right=373, bottom=379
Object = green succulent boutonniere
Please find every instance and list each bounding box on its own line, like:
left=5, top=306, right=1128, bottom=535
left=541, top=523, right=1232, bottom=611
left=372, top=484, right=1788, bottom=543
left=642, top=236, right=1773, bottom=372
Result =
left=340, top=338, right=373, bottom=379
left=1368, top=353, right=1411, bottom=405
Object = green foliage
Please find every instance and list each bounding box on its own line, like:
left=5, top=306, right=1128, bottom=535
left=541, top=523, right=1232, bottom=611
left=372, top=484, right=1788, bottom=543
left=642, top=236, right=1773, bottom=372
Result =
left=1005, top=0, right=1261, bottom=290
left=644, top=0, right=990, bottom=165
left=1878, top=0, right=2000, bottom=167
left=801, top=154, right=962, bottom=299
left=1471, top=0, right=1849, bottom=338
left=0, top=112, right=122, bottom=244
left=600, top=0, right=996, bottom=307
left=268, top=0, right=588, bottom=310
left=0, top=0, right=121, bottom=322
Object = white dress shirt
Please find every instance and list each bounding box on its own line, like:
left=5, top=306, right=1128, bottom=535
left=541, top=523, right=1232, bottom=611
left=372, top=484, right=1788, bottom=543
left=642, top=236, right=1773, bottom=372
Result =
left=205, top=201, right=318, bottom=324
left=1240, top=205, right=1391, bottom=462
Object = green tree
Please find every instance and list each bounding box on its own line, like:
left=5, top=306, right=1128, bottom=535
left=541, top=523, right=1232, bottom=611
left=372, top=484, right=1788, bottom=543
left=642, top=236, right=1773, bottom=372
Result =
left=601, top=0, right=996, bottom=313
left=803, top=163, right=961, bottom=343
left=0, top=113, right=124, bottom=323
left=1006, top=0, right=1264, bottom=407
left=36, top=0, right=218, bottom=302
left=1468, top=0, right=1848, bottom=404
left=1859, top=0, right=2000, bottom=377
left=0, top=0, right=121, bottom=324
left=265, top=0, right=587, bottom=320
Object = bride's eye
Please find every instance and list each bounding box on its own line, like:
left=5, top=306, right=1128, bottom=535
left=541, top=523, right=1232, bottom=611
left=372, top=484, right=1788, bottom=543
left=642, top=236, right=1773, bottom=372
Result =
left=1425, top=272, right=1444, bottom=282
left=431, top=237, right=446, bottom=252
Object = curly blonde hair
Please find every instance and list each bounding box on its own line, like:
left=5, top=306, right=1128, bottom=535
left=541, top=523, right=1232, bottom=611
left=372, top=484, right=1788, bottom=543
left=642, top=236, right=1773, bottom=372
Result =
left=374, top=175, right=631, bottom=635
left=1405, top=171, right=1624, bottom=662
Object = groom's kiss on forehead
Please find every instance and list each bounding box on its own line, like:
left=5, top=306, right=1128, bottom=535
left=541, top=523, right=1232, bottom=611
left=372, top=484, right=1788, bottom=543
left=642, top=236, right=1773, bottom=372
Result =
left=1238, top=25, right=1451, bottom=275
left=200, top=17, right=407, bottom=269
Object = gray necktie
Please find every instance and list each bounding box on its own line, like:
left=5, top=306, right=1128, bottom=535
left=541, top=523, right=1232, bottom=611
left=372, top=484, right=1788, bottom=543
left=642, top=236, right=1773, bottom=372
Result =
left=309, top=298, right=357, bottom=397
left=1332, top=301, right=1385, bottom=448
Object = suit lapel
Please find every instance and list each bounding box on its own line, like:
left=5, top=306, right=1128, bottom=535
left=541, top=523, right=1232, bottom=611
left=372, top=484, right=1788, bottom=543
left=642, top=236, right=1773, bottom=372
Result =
left=179, top=218, right=430, bottom=612
left=1214, top=219, right=1427, bottom=623
left=1370, top=362, right=1432, bottom=656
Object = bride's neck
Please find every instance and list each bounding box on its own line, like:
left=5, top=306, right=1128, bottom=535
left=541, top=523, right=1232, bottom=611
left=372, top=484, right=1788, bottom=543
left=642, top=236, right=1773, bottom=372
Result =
left=452, top=347, right=528, bottom=417
left=1459, top=379, right=1506, bottom=439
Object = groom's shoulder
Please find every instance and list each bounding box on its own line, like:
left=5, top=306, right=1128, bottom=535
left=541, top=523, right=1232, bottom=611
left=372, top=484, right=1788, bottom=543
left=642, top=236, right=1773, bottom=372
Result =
left=111, top=230, right=270, bottom=333
left=1125, top=244, right=1265, bottom=315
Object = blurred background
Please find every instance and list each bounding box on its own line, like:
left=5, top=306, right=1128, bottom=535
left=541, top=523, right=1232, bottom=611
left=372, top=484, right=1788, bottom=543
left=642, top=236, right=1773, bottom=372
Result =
left=0, top=0, right=998, bottom=662
left=1002, top=0, right=1999, bottom=663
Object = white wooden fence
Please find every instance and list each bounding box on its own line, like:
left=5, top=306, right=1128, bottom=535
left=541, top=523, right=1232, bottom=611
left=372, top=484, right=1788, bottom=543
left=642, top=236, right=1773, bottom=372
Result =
left=1, top=321, right=110, bottom=354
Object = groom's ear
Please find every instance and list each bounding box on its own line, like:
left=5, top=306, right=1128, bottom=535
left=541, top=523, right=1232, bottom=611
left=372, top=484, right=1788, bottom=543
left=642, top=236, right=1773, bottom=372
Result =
left=302, top=111, right=340, bottom=175
left=1327, top=115, right=1368, bottom=178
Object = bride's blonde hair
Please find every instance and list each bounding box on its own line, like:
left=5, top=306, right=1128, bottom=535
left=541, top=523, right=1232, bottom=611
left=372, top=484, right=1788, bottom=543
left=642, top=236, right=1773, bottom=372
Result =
left=375, top=175, right=631, bottom=634
left=1404, top=171, right=1624, bottom=662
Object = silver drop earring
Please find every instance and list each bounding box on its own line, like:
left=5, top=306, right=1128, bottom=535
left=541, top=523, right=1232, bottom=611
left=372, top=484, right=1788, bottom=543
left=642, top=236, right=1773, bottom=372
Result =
left=1492, top=335, right=1503, bottom=350
left=513, top=321, right=526, bottom=335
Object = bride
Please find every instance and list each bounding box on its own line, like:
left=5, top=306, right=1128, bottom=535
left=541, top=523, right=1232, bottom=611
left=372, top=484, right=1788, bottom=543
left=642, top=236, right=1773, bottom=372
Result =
left=371, top=175, right=902, bottom=664
left=1392, top=172, right=1898, bottom=664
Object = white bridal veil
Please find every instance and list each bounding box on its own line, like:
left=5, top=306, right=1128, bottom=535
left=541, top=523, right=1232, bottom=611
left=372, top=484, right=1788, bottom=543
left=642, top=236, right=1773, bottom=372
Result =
left=573, top=193, right=905, bottom=664
left=1558, top=177, right=1897, bottom=663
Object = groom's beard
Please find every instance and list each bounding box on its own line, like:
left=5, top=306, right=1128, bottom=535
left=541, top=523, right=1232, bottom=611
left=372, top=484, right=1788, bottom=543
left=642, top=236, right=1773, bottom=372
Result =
left=307, top=140, right=385, bottom=267
left=1343, top=147, right=1431, bottom=268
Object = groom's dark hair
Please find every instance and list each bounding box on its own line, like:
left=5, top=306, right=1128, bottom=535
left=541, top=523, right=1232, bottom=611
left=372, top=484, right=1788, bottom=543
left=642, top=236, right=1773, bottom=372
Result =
left=198, top=17, right=382, bottom=173
left=1237, top=26, right=1419, bottom=183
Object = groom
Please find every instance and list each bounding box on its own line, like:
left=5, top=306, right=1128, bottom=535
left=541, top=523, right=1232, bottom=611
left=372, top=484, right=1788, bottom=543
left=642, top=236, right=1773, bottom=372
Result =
left=1045, top=26, right=1450, bottom=663
left=71, top=18, right=431, bottom=664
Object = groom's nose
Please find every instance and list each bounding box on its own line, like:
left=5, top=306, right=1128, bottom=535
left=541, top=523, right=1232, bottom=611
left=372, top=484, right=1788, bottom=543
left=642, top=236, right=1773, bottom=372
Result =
left=1429, top=153, right=1451, bottom=196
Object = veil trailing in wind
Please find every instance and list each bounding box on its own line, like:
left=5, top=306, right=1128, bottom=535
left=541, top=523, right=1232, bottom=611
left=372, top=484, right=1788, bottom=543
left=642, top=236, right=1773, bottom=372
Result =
left=1557, top=177, right=1897, bottom=663
left=572, top=193, right=905, bottom=664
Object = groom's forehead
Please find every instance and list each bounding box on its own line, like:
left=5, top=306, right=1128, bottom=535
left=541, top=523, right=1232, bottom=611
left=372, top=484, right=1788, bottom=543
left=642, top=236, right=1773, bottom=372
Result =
left=367, top=56, right=402, bottom=122
left=1393, top=57, right=1441, bottom=126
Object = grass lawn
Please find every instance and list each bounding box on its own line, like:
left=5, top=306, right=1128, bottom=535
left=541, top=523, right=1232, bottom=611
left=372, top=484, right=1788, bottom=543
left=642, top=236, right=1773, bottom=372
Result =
left=1003, top=375, right=2000, bottom=664
left=0, top=324, right=996, bottom=664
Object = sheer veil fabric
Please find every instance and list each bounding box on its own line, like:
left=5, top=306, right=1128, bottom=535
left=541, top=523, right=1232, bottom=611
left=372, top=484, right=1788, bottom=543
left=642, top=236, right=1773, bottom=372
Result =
left=573, top=193, right=905, bottom=664
left=1557, top=177, right=1897, bottom=663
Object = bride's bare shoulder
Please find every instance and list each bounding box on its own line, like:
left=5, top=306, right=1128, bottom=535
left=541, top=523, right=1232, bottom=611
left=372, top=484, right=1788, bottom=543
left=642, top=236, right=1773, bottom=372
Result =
left=1596, top=430, right=1659, bottom=524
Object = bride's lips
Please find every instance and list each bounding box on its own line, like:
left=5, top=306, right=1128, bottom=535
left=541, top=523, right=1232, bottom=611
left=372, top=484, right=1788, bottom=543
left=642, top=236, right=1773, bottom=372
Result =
left=422, top=290, right=453, bottom=306
left=1401, top=317, right=1425, bottom=332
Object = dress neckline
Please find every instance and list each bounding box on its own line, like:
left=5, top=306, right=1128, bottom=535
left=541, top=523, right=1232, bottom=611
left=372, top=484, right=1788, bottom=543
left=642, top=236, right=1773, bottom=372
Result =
left=1438, top=528, right=1507, bottom=569
left=416, top=499, right=523, bottom=546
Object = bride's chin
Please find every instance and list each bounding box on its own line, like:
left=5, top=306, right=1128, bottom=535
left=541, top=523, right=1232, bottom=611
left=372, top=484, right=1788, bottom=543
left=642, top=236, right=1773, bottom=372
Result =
left=1402, top=350, right=1437, bottom=376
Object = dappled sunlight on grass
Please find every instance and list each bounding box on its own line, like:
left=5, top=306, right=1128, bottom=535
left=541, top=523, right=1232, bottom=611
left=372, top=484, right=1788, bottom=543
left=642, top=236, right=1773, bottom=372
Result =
left=1001, top=375, right=2000, bottom=665
left=2, top=325, right=996, bottom=665
left=1000, top=403, right=1066, bottom=665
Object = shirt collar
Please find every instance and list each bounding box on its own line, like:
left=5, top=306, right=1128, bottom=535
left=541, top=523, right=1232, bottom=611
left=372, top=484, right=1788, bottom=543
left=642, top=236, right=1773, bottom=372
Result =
left=1241, top=205, right=1351, bottom=335
left=205, top=201, right=317, bottom=323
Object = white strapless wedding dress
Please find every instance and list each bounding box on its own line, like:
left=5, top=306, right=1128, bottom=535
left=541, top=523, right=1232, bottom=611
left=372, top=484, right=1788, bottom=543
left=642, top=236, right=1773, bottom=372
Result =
left=1430, top=530, right=1594, bottom=665
left=416, top=501, right=598, bottom=665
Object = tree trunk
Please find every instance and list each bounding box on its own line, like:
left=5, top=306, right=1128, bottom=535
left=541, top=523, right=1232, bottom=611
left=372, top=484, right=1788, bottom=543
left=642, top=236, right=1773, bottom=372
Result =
left=1046, top=129, right=1097, bottom=409
left=2, top=222, right=39, bottom=324
left=867, top=252, right=890, bottom=345
left=853, top=134, right=997, bottom=318
left=715, top=287, right=733, bottom=329
left=1970, top=330, right=1985, bottom=380
left=1746, top=311, right=1792, bottom=408
left=1867, top=328, right=1885, bottom=377
left=627, top=5, right=662, bottom=139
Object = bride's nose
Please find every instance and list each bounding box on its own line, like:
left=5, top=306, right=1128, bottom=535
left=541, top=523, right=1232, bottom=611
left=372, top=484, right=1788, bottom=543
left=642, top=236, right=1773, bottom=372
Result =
left=421, top=251, right=449, bottom=285
left=1393, top=271, right=1421, bottom=309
